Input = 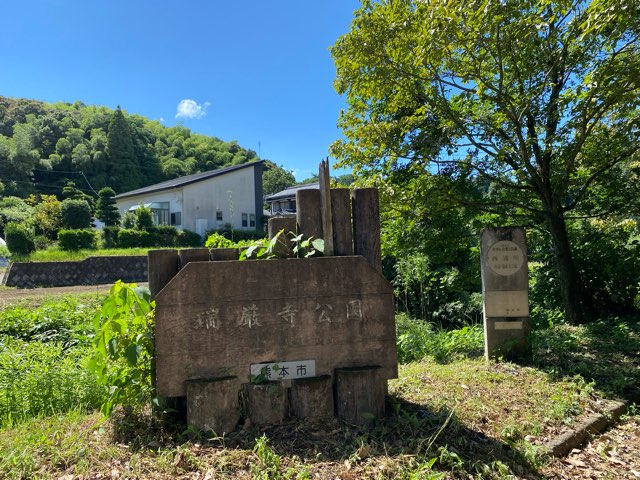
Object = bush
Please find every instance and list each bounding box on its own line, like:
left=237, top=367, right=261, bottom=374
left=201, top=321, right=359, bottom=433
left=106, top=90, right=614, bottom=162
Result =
left=395, top=313, right=484, bottom=363
left=117, top=229, right=153, bottom=248
left=4, top=222, right=35, bottom=256
left=149, top=225, right=179, bottom=247
left=58, top=229, right=97, bottom=251
left=60, top=199, right=92, bottom=229
left=134, top=206, right=154, bottom=231
left=121, top=211, right=136, bottom=229
left=205, top=232, right=235, bottom=249
left=102, top=226, right=120, bottom=249
left=205, top=227, right=265, bottom=243
left=33, top=235, right=51, bottom=251
left=177, top=229, right=203, bottom=247
left=529, top=218, right=640, bottom=317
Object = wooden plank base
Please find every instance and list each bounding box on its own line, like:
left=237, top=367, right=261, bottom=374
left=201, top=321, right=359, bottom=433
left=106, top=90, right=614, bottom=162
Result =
left=186, top=376, right=240, bottom=434
left=335, top=366, right=385, bottom=425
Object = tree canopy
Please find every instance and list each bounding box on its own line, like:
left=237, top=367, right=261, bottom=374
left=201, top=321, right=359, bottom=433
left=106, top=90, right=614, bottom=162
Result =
left=0, top=96, right=260, bottom=197
left=331, top=0, right=640, bottom=324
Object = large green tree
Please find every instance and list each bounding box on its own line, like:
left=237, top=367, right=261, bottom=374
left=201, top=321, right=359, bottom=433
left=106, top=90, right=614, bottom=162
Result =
left=331, top=0, right=640, bottom=324
left=263, top=161, right=296, bottom=195
left=107, top=107, right=142, bottom=193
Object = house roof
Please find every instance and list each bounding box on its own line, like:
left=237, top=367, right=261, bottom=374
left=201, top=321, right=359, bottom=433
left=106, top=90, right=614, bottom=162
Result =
left=264, top=182, right=319, bottom=202
left=114, top=161, right=264, bottom=200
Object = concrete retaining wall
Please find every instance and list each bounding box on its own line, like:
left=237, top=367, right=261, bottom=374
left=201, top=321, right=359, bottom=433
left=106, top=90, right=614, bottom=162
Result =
left=2, top=256, right=148, bottom=288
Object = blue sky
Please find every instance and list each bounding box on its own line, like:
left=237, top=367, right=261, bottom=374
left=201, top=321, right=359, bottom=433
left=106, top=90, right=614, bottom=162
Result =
left=0, top=0, right=361, bottom=181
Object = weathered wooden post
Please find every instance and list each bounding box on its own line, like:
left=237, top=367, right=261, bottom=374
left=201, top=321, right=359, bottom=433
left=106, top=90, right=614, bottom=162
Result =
left=268, top=216, right=297, bottom=258
left=296, top=189, right=323, bottom=241
left=148, top=249, right=179, bottom=300
left=184, top=248, right=239, bottom=431
left=319, top=159, right=334, bottom=256
left=351, top=188, right=382, bottom=272
left=289, top=375, right=334, bottom=418
left=335, top=366, right=386, bottom=425
left=480, top=227, right=531, bottom=359
left=186, top=376, right=240, bottom=433
left=330, top=188, right=354, bottom=256
left=178, top=248, right=210, bottom=268
left=210, top=248, right=239, bottom=261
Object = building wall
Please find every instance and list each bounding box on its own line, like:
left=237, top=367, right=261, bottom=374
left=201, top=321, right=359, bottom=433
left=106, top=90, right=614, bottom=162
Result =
left=115, top=165, right=261, bottom=236
left=181, top=166, right=258, bottom=235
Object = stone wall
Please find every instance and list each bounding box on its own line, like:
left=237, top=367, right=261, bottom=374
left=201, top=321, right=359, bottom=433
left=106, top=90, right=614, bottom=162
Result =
left=2, top=256, right=148, bottom=288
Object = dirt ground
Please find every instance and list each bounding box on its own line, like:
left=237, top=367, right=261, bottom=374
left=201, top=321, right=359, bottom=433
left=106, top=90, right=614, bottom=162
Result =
left=544, top=416, right=640, bottom=479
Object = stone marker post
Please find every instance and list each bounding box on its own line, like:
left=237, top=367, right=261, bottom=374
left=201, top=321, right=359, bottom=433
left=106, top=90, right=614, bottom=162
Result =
left=480, top=227, right=531, bottom=359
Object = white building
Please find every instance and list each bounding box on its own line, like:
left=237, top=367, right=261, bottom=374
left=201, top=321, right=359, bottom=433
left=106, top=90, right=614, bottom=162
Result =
left=114, top=161, right=264, bottom=237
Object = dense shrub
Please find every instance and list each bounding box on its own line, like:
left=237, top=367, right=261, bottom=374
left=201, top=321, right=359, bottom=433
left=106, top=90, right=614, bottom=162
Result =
left=395, top=313, right=484, bottom=363
left=134, top=206, right=154, bottom=231
left=121, top=211, right=136, bottom=229
left=32, top=235, right=51, bottom=251
left=58, top=229, right=97, bottom=251
left=116, top=229, right=153, bottom=248
left=102, top=226, right=120, bottom=248
left=205, top=232, right=235, bottom=248
left=530, top=218, right=640, bottom=318
left=205, top=227, right=265, bottom=243
left=60, top=199, right=92, bottom=229
left=96, top=187, right=121, bottom=227
left=149, top=225, right=179, bottom=246
left=177, top=229, right=203, bottom=247
left=390, top=252, right=482, bottom=328
left=4, top=222, right=35, bottom=256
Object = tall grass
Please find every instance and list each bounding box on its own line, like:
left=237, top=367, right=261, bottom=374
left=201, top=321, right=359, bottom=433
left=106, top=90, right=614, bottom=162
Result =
left=0, top=296, right=105, bottom=427
left=395, top=313, right=484, bottom=363
left=0, top=339, right=105, bottom=426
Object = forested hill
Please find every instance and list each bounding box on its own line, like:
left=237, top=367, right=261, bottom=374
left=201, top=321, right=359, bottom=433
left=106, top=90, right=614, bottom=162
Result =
left=0, top=96, right=259, bottom=197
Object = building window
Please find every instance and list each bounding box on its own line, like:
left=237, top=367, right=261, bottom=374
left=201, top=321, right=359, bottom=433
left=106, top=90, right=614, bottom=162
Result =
left=170, top=212, right=182, bottom=226
left=216, top=211, right=223, bottom=222
left=241, top=213, right=248, bottom=227
left=249, top=213, right=256, bottom=228
left=149, top=202, right=170, bottom=226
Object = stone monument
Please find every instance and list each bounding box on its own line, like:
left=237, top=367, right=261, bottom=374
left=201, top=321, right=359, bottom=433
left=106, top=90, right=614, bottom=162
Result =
left=480, top=227, right=531, bottom=359
left=149, top=163, right=397, bottom=432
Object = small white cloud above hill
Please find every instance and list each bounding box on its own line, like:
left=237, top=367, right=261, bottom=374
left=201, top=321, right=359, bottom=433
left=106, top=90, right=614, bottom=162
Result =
left=175, top=99, right=210, bottom=119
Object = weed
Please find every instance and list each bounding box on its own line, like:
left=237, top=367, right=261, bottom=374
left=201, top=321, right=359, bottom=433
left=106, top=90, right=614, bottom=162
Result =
left=251, top=434, right=282, bottom=479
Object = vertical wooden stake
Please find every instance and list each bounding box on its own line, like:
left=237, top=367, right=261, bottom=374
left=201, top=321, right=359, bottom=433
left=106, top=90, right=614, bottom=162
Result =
left=352, top=188, right=382, bottom=273
left=296, top=189, right=323, bottom=241
left=268, top=216, right=297, bottom=258
left=178, top=248, right=210, bottom=269
left=148, top=249, right=179, bottom=300
left=319, top=158, right=334, bottom=256
left=331, top=188, right=354, bottom=256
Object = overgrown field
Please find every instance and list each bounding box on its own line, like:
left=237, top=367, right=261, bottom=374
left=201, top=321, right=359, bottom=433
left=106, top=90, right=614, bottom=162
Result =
left=0, top=293, right=638, bottom=479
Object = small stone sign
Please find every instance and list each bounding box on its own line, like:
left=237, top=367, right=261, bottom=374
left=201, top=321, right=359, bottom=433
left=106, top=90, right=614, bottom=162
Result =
left=250, top=360, right=316, bottom=381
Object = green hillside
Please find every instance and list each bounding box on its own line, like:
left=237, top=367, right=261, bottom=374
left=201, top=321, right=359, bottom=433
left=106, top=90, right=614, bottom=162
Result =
left=0, top=96, right=259, bottom=197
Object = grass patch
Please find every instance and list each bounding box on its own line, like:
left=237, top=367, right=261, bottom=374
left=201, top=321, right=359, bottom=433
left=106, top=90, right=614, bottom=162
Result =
left=530, top=315, right=640, bottom=397
left=13, top=247, right=158, bottom=262
left=395, top=313, right=484, bottom=363
left=0, top=297, right=637, bottom=478
left=0, top=295, right=105, bottom=427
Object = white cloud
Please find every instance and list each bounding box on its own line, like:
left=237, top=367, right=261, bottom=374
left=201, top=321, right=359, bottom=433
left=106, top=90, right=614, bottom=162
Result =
left=175, top=99, right=211, bottom=119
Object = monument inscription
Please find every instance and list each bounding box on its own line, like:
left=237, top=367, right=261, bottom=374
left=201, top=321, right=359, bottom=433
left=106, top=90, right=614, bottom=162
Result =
left=486, top=240, right=524, bottom=276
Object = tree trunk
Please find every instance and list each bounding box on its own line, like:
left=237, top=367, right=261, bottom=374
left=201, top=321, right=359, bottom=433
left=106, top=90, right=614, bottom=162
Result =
left=544, top=205, right=587, bottom=324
